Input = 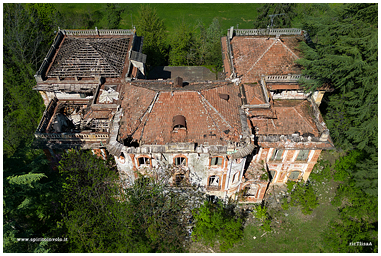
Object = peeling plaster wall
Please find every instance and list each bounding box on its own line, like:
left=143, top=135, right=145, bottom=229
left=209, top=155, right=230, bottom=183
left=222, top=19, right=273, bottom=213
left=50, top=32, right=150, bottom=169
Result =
left=251, top=147, right=322, bottom=184
left=114, top=149, right=248, bottom=199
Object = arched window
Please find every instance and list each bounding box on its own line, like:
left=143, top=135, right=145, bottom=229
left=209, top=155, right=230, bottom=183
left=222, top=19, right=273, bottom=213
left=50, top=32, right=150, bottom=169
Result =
left=119, top=152, right=126, bottom=164
left=289, top=171, right=301, bottom=181
left=137, top=156, right=150, bottom=166
left=174, top=156, right=186, bottom=166
left=210, top=156, right=223, bottom=166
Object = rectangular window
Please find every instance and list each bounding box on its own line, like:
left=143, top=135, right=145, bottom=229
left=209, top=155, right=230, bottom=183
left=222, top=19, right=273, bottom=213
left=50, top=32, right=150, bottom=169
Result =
left=138, top=157, right=150, bottom=165
left=175, top=157, right=186, bottom=166
left=271, top=149, right=283, bottom=161
left=296, top=150, right=309, bottom=161
left=210, top=157, right=223, bottom=166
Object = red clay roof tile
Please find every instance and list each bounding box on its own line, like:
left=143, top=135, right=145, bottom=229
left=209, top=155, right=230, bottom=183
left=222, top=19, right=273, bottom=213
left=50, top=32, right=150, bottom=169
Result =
left=230, top=35, right=303, bottom=84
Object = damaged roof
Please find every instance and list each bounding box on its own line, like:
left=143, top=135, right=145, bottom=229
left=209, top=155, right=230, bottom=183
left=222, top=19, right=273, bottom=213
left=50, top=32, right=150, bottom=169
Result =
left=118, top=82, right=243, bottom=145
left=48, top=37, right=132, bottom=78
left=251, top=100, right=320, bottom=137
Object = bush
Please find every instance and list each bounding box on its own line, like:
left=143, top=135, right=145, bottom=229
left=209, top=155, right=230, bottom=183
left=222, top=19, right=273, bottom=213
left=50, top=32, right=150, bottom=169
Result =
left=192, top=201, right=243, bottom=252
left=253, top=205, right=272, bottom=232
left=282, top=181, right=318, bottom=215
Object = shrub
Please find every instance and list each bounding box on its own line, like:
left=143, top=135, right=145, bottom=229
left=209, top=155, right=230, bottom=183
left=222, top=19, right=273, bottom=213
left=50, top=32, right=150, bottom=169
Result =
left=282, top=181, right=318, bottom=215
left=192, top=201, right=243, bottom=252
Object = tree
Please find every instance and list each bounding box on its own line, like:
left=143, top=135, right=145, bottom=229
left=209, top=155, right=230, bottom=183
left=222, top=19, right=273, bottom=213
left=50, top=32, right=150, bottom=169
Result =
left=136, top=4, right=168, bottom=69
left=105, top=3, right=124, bottom=29
left=253, top=3, right=296, bottom=28
left=281, top=181, right=318, bottom=215
left=197, top=18, right=224, bottom=70
left=3, top=3, right=56, bottom=156
left=59, top=150, right=203, bottom=252
left=192, top=200, right=244, bottom=252
left=3, top=145, right=65, bottom=253
left=169, top=21, right=200, bottom=66
left=296, top=3, right=378, bottom=196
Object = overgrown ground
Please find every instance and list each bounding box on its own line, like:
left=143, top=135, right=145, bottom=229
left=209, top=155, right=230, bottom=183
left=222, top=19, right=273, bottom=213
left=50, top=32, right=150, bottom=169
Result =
left=190, top=150, right=344, bottom=253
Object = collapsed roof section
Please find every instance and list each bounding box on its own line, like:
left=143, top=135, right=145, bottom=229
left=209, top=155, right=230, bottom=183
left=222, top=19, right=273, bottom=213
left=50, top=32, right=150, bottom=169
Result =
left=34, top=28, right=146, bottom=84
left=34, top=97, right=116, bottom=149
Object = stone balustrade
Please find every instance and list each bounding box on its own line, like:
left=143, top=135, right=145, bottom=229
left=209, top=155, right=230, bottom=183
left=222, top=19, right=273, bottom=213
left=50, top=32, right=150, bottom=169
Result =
left=35, top=32, right=64, bottom=83
left=35, top=132, right=109, bottom=140
left=63, top=29, right=134, bottom=36
left=264, top=74, right=311, bottom=83
left=235, top=28, right=302, bottom=36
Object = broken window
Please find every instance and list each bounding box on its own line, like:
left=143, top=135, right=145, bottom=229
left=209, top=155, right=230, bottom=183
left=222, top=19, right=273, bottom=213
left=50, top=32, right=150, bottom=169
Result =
left=271, top=149, right=283, bottom=161
left=210, top=157, right=223, bottom=166
left=243, top=185, right=258, bottom=197
left=138, top=157, right=150, bottom=166
left=175, top=174, right=185, bottom=186
left=296, top=150, right=309, bottom=161
left=119, top=152, right=125, bottom=164
left=174, top=157, right=186, bottom=166
left=208, top=175, right=220, bottom=187
left=289, top=171, right=301, bottom=181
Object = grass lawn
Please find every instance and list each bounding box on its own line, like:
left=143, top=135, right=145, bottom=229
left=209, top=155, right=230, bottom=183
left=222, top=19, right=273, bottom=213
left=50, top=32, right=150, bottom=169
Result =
left=54, top=3, right=262, bottom=33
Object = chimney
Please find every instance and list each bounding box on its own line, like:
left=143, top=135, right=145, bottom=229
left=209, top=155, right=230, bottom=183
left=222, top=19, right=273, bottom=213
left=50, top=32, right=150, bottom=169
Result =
left=174, top=77, right=183, bottom=88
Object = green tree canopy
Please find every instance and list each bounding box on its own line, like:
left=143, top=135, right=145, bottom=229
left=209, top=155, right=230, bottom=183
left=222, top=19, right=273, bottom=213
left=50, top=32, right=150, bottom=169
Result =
left=59, top=150, right=203, bottom=252
left=253, top=3, right=296, bottom=28
left=136, top=4, right=168, bottom=69
left=296, top=3, right=378, bottom=196
left=192, top=200, right=244, bottom=252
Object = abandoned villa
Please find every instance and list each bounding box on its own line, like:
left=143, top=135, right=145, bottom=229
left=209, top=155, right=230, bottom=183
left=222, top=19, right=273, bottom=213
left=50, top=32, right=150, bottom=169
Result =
left=33, top=27, right=334, bottom=203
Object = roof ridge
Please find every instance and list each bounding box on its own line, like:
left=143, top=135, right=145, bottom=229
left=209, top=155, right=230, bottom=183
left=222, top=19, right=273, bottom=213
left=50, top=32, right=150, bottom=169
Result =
left=243, top=38, right=277, bottom=78
left=278, top=40, right=300, bottom=59
left=198, top=92, right=233, bottom=129
left=87, top=41, right=120, bottom=74
left=129, top=92, right=160, bottom=138
left=292, top=103, right=315, bottom=132
left=138, top=92, right=160, bottom=143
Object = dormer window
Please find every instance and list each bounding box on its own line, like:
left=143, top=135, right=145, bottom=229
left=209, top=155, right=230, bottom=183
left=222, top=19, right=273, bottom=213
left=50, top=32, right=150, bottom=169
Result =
left=172, top=115, right=186, bottom=130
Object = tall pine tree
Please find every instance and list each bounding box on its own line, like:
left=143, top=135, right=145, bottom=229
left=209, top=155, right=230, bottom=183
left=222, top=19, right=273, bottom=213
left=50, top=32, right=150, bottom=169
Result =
left=296, top=3, right=377, bottom=196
